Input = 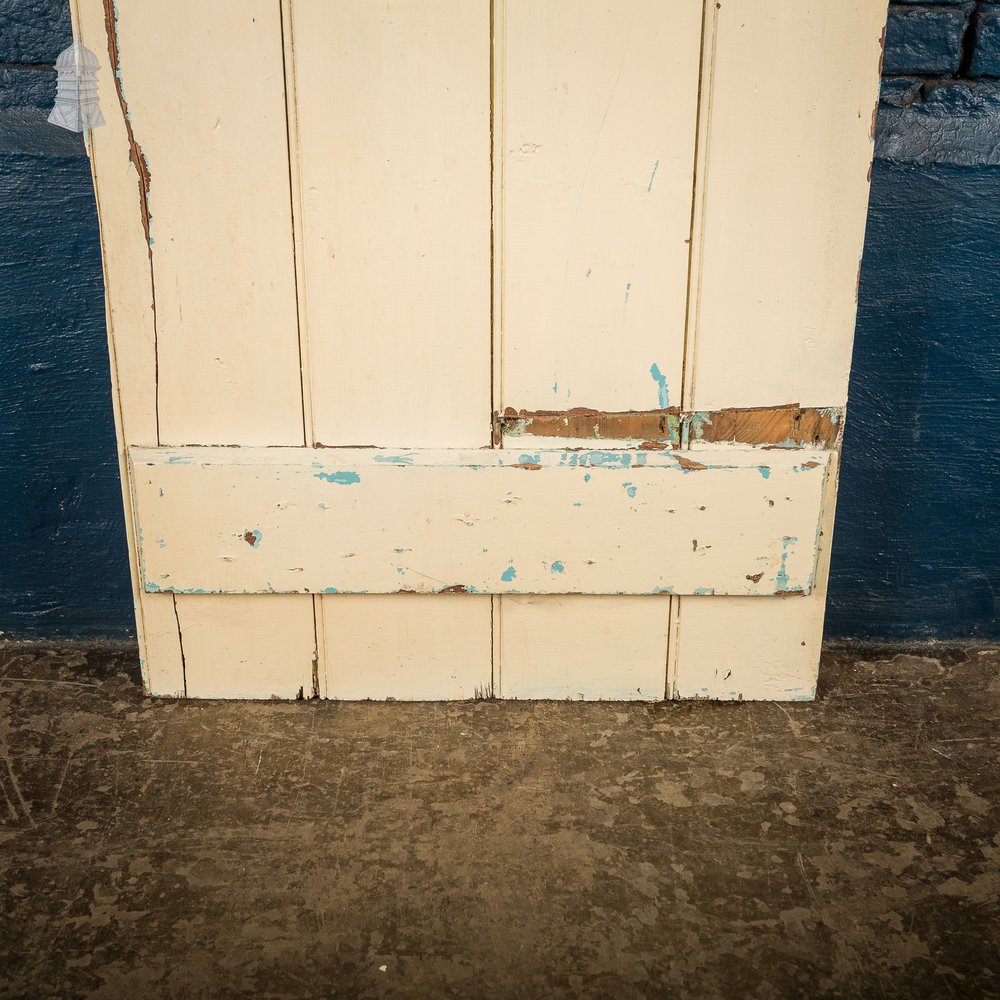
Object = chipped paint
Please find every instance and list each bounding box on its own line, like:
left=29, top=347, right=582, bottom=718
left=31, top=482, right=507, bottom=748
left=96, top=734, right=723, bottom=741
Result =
left=499, top=405, right=844, bottom=449
left=313, top=470, right=361, bottom=486
left=102, top=0, right=153, bottom=252
left=649, top=363, right=670, bottom=408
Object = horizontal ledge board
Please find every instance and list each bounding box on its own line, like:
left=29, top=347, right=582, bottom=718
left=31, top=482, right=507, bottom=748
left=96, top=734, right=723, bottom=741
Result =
left=129, top=447, right=829, bottom=597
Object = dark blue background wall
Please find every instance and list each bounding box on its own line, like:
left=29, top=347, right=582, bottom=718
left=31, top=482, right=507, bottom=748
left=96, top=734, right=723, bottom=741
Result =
left=1, top=1, right=998, bottom=641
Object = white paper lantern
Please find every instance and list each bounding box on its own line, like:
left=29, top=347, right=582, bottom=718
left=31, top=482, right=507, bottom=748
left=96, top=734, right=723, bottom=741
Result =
left=48, top=41, right=106, bottom=133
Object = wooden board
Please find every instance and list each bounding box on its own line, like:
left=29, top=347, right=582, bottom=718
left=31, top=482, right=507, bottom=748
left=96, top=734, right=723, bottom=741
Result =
left=289, top=0, right=491, bottom=449
left=498, top=0, right=703, bottom=413
left=499, top=596, right=669, bottom=700
left=683, top=0, right=887, bottom=411
left=130, top=446, right=829, bottom=597
left=77, top=0, right=319, bottom=698
left=494, top=0, right=704, bottom=700
left=670, top=0, right=886, bottom=700
left=285, top=0, right=494, bottom=698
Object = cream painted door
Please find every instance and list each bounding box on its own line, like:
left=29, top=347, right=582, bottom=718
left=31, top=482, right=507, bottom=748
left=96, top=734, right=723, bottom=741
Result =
left=73, top=0, right=887, bottom=700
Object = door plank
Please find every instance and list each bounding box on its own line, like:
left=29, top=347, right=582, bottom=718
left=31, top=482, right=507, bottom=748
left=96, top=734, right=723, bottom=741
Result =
left=496, top=0, right=703, bottom=700
left=499, top=0, right=703, bottom=412
left=672, top=0, right=887, bottom=700
left=500, top=596, right=668, bottom=700
left=85, top=0, right=316, bottom=698
left=130, top=447, right=829, bottom=598
left=683, top=0, right=887, bottom=411
left=287, top=0, right=493, bottom=698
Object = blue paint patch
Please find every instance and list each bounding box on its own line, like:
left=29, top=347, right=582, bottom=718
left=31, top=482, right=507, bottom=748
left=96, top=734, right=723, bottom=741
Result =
left=518, top=453, right=541, bottom=467
left=687, top=412, right=713, bottom=441
left=500, top=565, right=517, bottom=583
left=552, top=380, right=558, bottom=395
left=155, top=536, right=166, bottom=549
left=573, top=501, right=583, bottom=507
left=245, top=528, right=262, bottom=548
left=373, top=454, right=413, bottom=464
left=758, top=466, right=771, bottom=480
left=551, top=560, right=565, bottom=574
left=647, top=159, right=660, bottom=192
left=584, top=473, right=592, bottom=482
left=623, top=482, right=638, bottom=498
left=692, top=587, right=715, bottom=595
left=649, top=363, right=670, bottom=408
left=775, top=535, right=799, bottom=591
left=651, top=586, right=675, bottom=594
left=165, top=454, right=193, bottom=464
left=396, top=566, right=405, bottom=575
left=314, top=470, right=361, bottom=485
left=321, top=587, right=340, bottom=594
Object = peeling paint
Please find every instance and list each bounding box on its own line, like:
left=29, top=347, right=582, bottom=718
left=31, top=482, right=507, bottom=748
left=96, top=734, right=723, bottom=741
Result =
left=649, top=363, right=670, bottom=408
left=313, top=470, right=361, bottom=486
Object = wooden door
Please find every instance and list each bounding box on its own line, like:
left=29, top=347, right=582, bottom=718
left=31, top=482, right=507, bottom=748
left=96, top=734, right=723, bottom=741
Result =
left=72, top=0, right=887, bottom=700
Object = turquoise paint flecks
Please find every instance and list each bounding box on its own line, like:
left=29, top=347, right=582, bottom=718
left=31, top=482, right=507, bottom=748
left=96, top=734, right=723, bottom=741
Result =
left=500, top=565, right=517, bottom=583
left=647, top=159, right=660, bottom=191
left=245, top=528, right=262, bottom=548
left=757, top=466, right=771, bottom=480
left=155, top=536, right=166, bottom=549
left=625, top=281, right=632, bottom=303
left=775, top=535, right=798, bottom=591
left=395, top=566, right=405, bottom=575
left=145, top=580, right=161, bottom=592
left=518, top=453, right=541, bottom=467
left=321, top=587, right=340, bottom=594
left=623, top=482, right=638, bottom=498
left=649, top=363, right=670, bottom=408
left=373, top=454, right=414, bottom=464
left=314, top=470, right=361, bottom=485
left=552, top=380, right=558, bottom=395
left=584, top=473, right=591, bottom=482
left=573, top=501, right=583, bottom=507
left=165, top=454, right=193, bottom=464
left=317, top=502, right=328, bottom=509
left=551, top=560, right=565, bottom=574
left=692, top=587, right=715, bottom=595
left=651, top=586, right=675, bottom=594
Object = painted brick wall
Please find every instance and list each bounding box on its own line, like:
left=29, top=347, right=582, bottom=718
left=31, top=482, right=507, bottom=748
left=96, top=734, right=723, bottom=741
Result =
left=1, top=1, right=998, bottom=640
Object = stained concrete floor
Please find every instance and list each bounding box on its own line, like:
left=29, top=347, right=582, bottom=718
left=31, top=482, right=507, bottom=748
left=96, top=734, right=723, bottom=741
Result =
left=0, top=644, right=998, bottom=999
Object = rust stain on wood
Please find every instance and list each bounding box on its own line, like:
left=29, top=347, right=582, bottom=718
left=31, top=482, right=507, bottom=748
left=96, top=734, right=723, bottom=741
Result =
left=102, top=0, right=153, bottom=255
left=498, top=404, right=843, bottom=449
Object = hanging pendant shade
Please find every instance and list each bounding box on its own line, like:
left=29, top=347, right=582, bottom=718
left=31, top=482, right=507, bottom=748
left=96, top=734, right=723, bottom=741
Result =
left=48, top=41, right=106, bottom=132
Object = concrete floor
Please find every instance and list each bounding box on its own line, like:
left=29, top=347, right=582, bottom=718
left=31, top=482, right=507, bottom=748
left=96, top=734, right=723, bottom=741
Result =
left=0, top=644, right=998, bottom=999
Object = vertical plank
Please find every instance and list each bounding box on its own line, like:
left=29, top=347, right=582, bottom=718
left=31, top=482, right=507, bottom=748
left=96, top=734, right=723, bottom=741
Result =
left=500, top=596, right=668, bottom=700
left=683, top=0, right=887, bottom=410
left=98, top=0, right=315, bottom=698
left=670, top=457, right=839, bottom=701
left=673, top=0, right=886, bottom=700
left=322, top=597, right=492, bottom=701
left=500, top=0, right=703, bottom=411
left=73, top=0, right=183, bottom=695
left=291, top=0, right=491, bottom=449
left=288, top=0, right=493, bottom=698
left=497, top=0, right=703, bottom=698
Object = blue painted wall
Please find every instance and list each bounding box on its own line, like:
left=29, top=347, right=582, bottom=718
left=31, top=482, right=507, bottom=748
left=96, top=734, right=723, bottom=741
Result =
left=1, top=1, right=997, bottom=640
